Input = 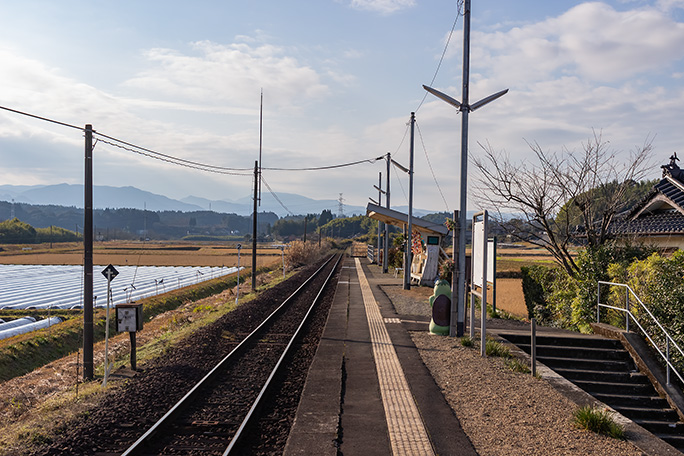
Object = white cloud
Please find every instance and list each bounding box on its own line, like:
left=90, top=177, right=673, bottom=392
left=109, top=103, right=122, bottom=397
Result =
left=658, top=0, right=684, bottom=11
left=473, top=2, right=684, bottom=85
left=124, top=41, right=330, bottom=109
left=348, top=0, right=415, bottom=14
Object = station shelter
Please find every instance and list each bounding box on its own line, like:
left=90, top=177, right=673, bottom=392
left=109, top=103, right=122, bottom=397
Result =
left=366, top=203, right=450, bottom=286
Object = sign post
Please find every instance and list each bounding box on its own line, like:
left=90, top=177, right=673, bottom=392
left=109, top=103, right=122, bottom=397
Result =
left=280, top=245, right=285, bottom=279
left=471, top=211, right=488, bottom=356
left=236, top=243, right=242, bottom=305
left=101, top=264, right=118, bottom=387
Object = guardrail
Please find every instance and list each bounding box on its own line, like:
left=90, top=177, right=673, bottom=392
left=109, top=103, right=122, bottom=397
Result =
left=598, top=280, right=684, bottom=386
left=367, top=244, right=376, bottom=263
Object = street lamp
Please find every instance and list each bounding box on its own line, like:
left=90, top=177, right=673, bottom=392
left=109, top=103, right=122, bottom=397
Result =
left=422, top=0, right=507, bottom=337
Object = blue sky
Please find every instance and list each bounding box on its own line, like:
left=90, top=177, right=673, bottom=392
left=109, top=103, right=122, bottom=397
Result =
left=1, top=0, right=684, bottom=214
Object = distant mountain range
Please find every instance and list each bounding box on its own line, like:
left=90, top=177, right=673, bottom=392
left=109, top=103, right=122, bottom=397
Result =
left=0, top=183, right=436, bottom=218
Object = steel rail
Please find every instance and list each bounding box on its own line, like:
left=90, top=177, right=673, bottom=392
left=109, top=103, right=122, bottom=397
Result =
left=121, top=255, right=337, bottom=456
left=223, top=253, right=342, bottom=454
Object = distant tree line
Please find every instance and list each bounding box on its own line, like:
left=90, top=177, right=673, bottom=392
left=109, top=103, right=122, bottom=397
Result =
left=0, top=218, right=80, bottom=244
left=0, top=201, right=279, bottom=241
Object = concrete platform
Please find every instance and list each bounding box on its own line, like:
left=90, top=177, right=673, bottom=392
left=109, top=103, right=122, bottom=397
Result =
left=284, top=256, right=476, bottom=456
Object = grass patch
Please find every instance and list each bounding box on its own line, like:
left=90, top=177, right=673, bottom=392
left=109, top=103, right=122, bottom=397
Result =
left=485, top=339, right=511, bottom=358
left=505, top=357, right=531, bottom=374
left=573, top=405, right=625, bottom=439
left=460, top=336, right=474, bottom=347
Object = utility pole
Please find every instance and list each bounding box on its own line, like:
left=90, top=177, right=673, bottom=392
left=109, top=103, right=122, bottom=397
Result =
left=377, top=172, right=383, bottom=265
left=252, top=160, right=258, bottom=292
left=405, top=112, right=415, bottom=290
left=83, top=124, right=94, bottom=380
left=383, top=153, right=390, bottom=273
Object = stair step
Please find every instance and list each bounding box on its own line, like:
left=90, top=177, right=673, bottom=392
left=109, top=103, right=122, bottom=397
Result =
left=501, top=333, right=622, bottom=350
left=656, top=434, right=684, bottom=450
left=613, top=405, right=680, bottom=421
left=593, top=392, right=669, bottom=408
left=538, top=355, right=633, bottom=372
left=553, top=368, right=650, bottom=384
left=533, top=345, right=632, bottom=361
left=571, top=379, right=656, bottom=395
left=634, top=419, right=684, bottom=435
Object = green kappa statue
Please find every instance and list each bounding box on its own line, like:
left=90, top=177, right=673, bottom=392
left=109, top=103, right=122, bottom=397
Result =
left=429, top=279, right=451, bottom=335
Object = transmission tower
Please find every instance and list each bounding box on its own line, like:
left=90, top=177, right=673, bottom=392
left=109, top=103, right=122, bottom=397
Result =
left=338, top=193, right=345, bottom=218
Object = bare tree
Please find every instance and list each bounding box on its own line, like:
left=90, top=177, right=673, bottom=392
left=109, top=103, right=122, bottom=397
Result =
left=472, top=131, right=654, bottom=276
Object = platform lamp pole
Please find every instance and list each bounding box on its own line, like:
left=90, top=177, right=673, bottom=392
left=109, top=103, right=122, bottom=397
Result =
left=423, top=0, right=507, bottom=337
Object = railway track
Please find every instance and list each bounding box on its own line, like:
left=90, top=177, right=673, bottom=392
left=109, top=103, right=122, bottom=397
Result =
left=119, top=254, right=342, bottom=456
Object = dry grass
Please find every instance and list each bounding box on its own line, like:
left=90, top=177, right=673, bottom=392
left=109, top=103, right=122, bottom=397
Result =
left=493, top=279, right=527, bottom=318
left=0, top=241, right=283, bottom=267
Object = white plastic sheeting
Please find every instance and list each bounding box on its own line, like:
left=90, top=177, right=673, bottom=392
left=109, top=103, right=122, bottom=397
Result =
left=0, top=265, right=238, bottom=310
left=0, top=316, right=36, bottom=331
left=0, top=317, right=63, bottom=340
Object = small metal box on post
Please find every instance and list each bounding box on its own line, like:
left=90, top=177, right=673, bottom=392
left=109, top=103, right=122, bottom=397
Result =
left=116, top=302, right=143, bottom=370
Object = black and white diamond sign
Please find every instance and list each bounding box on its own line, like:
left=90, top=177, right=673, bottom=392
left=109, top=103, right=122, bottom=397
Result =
left=101, top=264, right=119, bottom=280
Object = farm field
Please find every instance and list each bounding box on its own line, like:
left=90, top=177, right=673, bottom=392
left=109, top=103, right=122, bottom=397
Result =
left=0, top=241, right=282, bottom=267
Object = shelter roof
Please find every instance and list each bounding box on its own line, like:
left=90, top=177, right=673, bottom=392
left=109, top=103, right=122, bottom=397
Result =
left=365, top=203, right=449, bottom=237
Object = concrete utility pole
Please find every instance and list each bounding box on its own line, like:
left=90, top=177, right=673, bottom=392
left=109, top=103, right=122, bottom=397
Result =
left=383, top=152, right=390, bottom=273
left=405, top=112, right=415, bottom=290
left=83, top=124, right=94, bottom=380
left=377, top=172, right=383, bottom=264
left=252, top=160, right=258, bottom=292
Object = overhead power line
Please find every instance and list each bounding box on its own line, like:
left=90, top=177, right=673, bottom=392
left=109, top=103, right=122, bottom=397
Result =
left=95, top=136, right=253, bottom=176
left=0, top=103, right=385, bottom=175
left=263, top=156, right=384, bottom=171
left=261, top=175, right=294, bottom=216
left=416, top=120, right=450, bottom=212
left=0, top=104, right=84, bottom=131
left=415, top=2, right=463, bottom=113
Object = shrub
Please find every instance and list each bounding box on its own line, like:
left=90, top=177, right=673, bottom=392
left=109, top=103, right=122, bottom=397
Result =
left=569, top=244, right=652, bottom=333
left=521, top=265, right=553, bottom=320
left=285, top=240, right=331, bottom=270
left=460, top=336, right=473, bottom=347
left=615, top=250, right=684, bottom=372
left=522, top=243, right=652, bottom=332
left=573, top=405, right=624, bottom=439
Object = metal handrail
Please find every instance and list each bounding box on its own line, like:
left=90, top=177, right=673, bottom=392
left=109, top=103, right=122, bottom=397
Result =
left=597, top=280, right=684, bottom=386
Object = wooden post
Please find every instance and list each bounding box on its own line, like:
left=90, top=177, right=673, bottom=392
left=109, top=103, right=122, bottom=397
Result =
left=130, top=332, right=137, bottom=371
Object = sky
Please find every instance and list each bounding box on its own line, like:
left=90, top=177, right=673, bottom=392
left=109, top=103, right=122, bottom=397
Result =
left=1, top=0, right=684, bottom=216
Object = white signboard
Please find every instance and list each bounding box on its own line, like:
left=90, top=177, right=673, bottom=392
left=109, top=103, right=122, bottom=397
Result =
left=473, top=233, right=495, bottom=287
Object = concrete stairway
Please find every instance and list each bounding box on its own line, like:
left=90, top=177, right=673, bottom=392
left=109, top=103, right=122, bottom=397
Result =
left=500, top=332, right=684, bottom=451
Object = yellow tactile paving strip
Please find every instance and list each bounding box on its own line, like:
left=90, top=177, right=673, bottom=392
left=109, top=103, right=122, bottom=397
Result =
left=354, top=258, right=435, bottom=456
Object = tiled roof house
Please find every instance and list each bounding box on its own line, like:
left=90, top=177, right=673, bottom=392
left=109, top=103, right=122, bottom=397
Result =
left=611, top=154, right=684, bottom=249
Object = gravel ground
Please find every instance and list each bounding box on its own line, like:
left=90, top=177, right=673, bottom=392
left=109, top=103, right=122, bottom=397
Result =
left=381, top=282, right=646, bottom=456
